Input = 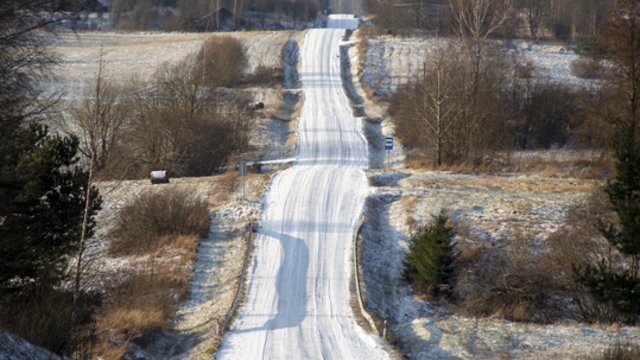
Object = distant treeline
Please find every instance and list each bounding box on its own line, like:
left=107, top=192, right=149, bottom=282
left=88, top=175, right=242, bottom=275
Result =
left=366, top=0, right=614, bottom=41
left=107, top=0, right=328, bottom=31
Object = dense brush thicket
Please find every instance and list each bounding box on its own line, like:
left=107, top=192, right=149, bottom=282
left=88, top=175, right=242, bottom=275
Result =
left=109, top=0, right=323, bottom=30
left=110, top=189, right=210, bottom=256
left=60, top=36, right=251, bottom=180
left=390, top=41, right=582, bottom=168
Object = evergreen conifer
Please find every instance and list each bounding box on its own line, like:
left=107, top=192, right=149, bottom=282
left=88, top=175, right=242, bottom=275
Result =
left=405, top=210, right=457, bottom=298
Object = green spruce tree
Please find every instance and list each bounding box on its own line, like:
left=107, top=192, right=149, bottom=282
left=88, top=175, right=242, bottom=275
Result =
left=405, top=210, right=457, bottom=298
left=576, top=129, right=640, bottom=323
left=0, top=123, right=102, bottom=293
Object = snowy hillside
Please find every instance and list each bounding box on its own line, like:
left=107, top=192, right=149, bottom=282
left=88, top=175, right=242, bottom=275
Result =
left=0, top=331, right=66, bottom=360
left=362, top=36, right=597, bottom=99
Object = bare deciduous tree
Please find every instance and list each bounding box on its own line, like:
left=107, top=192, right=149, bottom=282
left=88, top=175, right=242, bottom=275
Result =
left=391, top=41, right=513, bottom=167
left=197, top=36, right=247, bottom=89
left=117, top=55, right=251, bottom=178
left=517, top=0, right=549, bottom=39
left=601, top=0, right=640, bottom=131
left=0, top=0, right=61, bottom=139
left=448, top=0, right=512, bottom=94
left=414, top=41, right=467, bottom=166
left=64, top=53, right=128, bottom=175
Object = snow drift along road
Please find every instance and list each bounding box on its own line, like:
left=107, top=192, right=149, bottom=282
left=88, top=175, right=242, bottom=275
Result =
left=218, top=15, right=388, bottom=359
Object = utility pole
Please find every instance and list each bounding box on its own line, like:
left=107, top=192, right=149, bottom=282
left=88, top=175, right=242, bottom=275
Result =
left=202, top=42, right=206, bottom=86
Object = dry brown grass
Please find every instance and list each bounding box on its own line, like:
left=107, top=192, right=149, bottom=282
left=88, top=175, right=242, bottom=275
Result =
left=599, top=343, right=640, bottom=360
left=361, top=84, right=382, bottom=103
left=355, top=26, right=375, bottom=80
left=93, top=234, right=200, bottom=358
left=94, top=306, right=165, bottom=358
left=405, top=150, right=610, bottom=181
left=96, top=308, right=165, bottom=340
left=493, top=152, right=613, bottom=179
left=399, top=196, right=418, bottom=229
left=210, top=170, right=238, bottom=205
left=455, top=229, right=571, bottom=323
left=110, top=189, right=209, bottom=256
left=404, top=152, right=475, bottom=172
left=243, top=65, right=284, bottom=88
left=571, top=58, right=606, bottom=79
left=92, top=187, right=209, bottom=357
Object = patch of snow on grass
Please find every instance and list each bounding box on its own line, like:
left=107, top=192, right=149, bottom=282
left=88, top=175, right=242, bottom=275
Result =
left=362, top=170, right=640, bottom=359
left=361, top=36, right=600, bottom=100
left=0, top=331, right=67, bottom=360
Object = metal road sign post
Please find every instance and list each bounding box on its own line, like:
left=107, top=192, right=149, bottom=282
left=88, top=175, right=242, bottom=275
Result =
left=239, top=162, right=247, bottom=200
left=384, top=136, right=393, bottom=170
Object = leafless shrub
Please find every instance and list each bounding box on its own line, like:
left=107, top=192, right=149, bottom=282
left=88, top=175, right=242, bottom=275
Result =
left=515, top=60, right=536, bottom=79
left=110, top=57, right=251, bottom=179
left=391, top=42, right=512, bottom=167
left=571, top=57, right=605, bottom=79
left=197, top=36, right=247, bottom=89
left=244, top=65, right=284, bottom=87
left=57, top=53, right=129, bottom=178
left=456, top=230, right=568, bottom=323
left=600, top=343, right=640, bottom=360
left=110, top=189, right=209, bottom=256
left=356, top=28, right=372, bottom=79
left=0, top=287, right=97, bottom=356
left=515, top=81, right=580, bottom=149
left=545, top=190, right=624, bottom=323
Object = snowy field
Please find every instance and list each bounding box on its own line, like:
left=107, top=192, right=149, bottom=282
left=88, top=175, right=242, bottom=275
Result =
left=45, top=30, right=301, bottom=167
left=361, top=170, right=640, bottom=359
left=361, top=36, right=596, bottom=99
left=342, top=30, right=640, bottom=358
left=46, top=30, right=291, bottom=101
left=54, top=29, right=303, bottom=358
left=81, top=173, right=267, bottom=359
left=23, top=24, right=635, bottom=359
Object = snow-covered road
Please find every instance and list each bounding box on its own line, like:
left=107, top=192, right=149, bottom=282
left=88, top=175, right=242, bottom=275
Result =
left=218, top=15, right=388, bottom=359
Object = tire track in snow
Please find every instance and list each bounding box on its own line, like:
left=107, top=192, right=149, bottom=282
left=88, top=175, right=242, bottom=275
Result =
left=218, top=15, right=389, bottom=360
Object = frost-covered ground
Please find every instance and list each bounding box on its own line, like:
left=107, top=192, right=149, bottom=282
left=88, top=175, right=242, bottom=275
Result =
left=361, top=35, right=597, bottom=99
left=34, top=28, right=301, bottom=360
left=81, top=172, right=267, bottom=359
left=512, top=41, right=596, bottom=88
left=47, top=31, right=291, bottom=101
left=349, top=31, right=640, bottom=359
left=0, top=331, right=67, bottom=360
left=361, top=170, right=640, bottom=359
left=46, top=30, right=298, bottom=165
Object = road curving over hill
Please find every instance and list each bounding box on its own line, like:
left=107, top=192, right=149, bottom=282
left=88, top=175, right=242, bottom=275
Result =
left=217, top=15, right=389, bottom=360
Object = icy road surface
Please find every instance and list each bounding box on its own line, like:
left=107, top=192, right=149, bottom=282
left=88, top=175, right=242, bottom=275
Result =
left=218, top=15, right=388, bottom=360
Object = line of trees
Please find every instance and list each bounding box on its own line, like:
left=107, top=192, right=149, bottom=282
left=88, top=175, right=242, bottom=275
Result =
left=572, top=0, right=640, bottom=324
left=1, top=3, right=253, bottom=355
left=400, top=0, right=640, bottom=325
left=0, top=1, right=102, bottom=355
left=108, top=0, right=324, bottom=30
left=58, top=36, right=251, bottom=180
left=390, top=0, right=592, bottom=167
left=367, top=0, right=614, bottom=40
